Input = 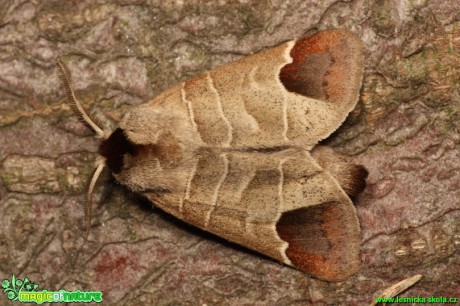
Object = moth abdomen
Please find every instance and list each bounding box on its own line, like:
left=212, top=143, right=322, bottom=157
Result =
left=345, top=164, right=368, bottom=197
left=311, top=145, right=368, bottom=198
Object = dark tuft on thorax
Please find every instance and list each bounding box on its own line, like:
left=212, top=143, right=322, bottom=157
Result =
left=99, top=128, right=136, bottom=174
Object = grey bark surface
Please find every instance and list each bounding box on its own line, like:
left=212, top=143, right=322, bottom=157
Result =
left=0, top=0, right=458, bottom=305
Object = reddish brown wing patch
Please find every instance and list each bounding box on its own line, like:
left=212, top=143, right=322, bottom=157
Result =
left=279, top=29, right=363, bottom=104
left=276, top=201, right=360, bottom=282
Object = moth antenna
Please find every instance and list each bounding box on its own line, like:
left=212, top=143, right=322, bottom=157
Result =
left=56, top=60, right=106, bottom=139
left=82, top=159, right=106, bottom=244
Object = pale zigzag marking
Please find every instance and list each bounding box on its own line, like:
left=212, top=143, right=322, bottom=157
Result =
left=281, top=84, right=289, bottom=142
left=240, top=67, right=261, bottom=133
left=204, top=154, right=229, bottom=228
left=235, top=163, right=257, bottom=235
left=181, top=82, right=198, bottom=130
left=234, top=167, right=257, bottom=205
left=277, top=158, right=285, bottom=213
left=181, top=159, right=199, bottom=222
left=242, top=160, right=284, bottom=237
left=184, top=159, right=198, bottom=204
left=280, top=42, right=295, bottom=142
left=248, top=66, right=262, bottom=90
left=277, top=157, right=292, bottom=265
left=206, top=72, right=233, bottom=147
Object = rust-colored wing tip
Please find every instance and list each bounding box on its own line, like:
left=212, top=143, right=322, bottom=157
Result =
left=276, top=200, right=360, bottom=282
left=279, top=29, right=364, bottom=106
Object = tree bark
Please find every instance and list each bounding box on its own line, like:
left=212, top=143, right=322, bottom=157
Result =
left=0, top=0, right=458, bottom=305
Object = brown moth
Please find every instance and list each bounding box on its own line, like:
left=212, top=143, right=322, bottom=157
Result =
left=58, top=29, right=367, bottom=282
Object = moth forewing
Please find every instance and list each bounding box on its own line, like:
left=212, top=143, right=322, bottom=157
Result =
left=63, top=29, right=367, bottom=282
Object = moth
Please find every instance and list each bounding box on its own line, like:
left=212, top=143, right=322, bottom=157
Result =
left=58, top=29, right=367, bottom=282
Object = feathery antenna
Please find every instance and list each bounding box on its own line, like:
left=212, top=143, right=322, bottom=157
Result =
left=57, top=60, right=106, bottom=138
left=57, top=59, right=107, bottom=248
left=82, top=160, right=105, bottom=245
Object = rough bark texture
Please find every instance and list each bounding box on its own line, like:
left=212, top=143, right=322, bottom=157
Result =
left=0, top=0, right=458, bottom=305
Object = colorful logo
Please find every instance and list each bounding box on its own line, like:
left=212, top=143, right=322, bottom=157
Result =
left=2, top=275, right=102, bottom=304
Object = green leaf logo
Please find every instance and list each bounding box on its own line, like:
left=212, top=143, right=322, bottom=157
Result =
left=1, top=274, right=38, bottom=301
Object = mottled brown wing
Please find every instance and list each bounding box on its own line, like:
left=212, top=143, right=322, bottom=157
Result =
left=114, top=29, right=364, bottom=281
left=178, top=29, right=364, bottom=149
left=144, top=149, right=360, bottom=282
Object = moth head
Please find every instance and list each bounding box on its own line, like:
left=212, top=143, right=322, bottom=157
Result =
left=55, top=62, right=149, bottom=240
left=57, top=60, right=187, bottom=243
left=98, top=111, right=187, bottom=193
